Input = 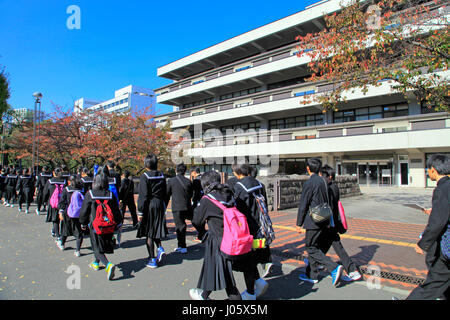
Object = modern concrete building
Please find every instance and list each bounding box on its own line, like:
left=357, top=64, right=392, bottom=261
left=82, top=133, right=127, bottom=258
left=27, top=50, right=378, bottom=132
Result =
left=154, top=0, right=449, bottom=188
left=74, top=85, right=155, bottom=114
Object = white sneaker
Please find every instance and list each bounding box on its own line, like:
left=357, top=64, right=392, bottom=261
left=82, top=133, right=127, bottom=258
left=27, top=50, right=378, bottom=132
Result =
left=18, top=207, right=21, bottom=213
left=35, top=209, right=40, bottom=215
left=25, top=209, right=29, bottom=214
left=56, top=239, right=64, bottom=251
left=189, top=288, right=209, bottom=300
left=261, top=263, right=274, bottom=278
left=241, top=290, right=256, bottom=300
left=342, top=271, right=362, bottom=282
left=74, top=251, right=81, bottom=257
left=254, top=278, right=269, bottom=298
left=4, top=203, right=10, bottom=207
left=174, top=247, right=187, bottom=254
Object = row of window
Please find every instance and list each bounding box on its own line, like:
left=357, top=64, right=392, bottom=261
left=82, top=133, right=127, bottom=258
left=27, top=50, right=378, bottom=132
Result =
left=98, top=98, right=129, bottom=111
left=333, top=104, right=408, bottom=123
left=182, top=87, right=262, bottom=109
left=269, top=113, right=325, bottom=130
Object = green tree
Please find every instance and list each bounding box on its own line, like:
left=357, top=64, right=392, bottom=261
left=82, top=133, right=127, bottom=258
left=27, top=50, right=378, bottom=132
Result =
left=0, top=67, right=11, bottom=121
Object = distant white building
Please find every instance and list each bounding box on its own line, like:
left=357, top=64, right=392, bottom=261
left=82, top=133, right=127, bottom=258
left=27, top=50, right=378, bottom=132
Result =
left=74, top=85, right=155, bottom=114
left=11, top=108, right=45, bottom=124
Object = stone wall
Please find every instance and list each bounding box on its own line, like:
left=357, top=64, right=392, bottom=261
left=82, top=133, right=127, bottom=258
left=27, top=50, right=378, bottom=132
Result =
left=257, top=174, right=361, bottom=211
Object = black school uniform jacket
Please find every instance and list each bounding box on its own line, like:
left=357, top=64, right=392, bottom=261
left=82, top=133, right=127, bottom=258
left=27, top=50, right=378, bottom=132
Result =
left=418, top=176, right=450, bottom=255
left=233, top=176, right=265, bottom=237
left=79, top=189, right=123, bottom=228
left=17, top=175, right=35, bottom=195
left=119, top=177, right=134, bottom=202
left=81, top=176, right=93, bottom=194
left=137, top=170, right=167, bottom=216
left=296, top=173, right=329, bottom=230
left=192, top=189, right=234, bottom=241
left=36, top=173, right=53, bottom=191
left=0, top=174, right=6, bottom=191
left=166, top=174, right=193, bottom=212
left=5, top=175, right=18, bottom=189
left=192, top=177, right=204, bottom=209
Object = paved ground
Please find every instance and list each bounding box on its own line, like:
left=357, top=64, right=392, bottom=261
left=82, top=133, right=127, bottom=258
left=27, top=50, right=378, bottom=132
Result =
left=0, top=187, right=418, bottom=300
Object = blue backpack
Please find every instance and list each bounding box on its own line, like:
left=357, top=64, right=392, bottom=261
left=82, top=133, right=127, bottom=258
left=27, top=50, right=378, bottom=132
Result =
left=108, top=179, right=119, bottom=206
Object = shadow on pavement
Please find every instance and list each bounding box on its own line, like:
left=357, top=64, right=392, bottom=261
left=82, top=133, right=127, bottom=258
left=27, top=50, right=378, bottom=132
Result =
left=262, top=267, right=318, bottom=300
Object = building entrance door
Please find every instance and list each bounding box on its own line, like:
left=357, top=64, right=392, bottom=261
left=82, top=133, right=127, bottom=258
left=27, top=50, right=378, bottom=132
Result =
left=400, top=162, right=409, bottom=186
left=358, top=164, right=368, bottom=185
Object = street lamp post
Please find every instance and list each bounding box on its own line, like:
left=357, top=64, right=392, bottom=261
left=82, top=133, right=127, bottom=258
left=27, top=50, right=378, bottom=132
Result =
left=32, top=92, right=42, bottom=174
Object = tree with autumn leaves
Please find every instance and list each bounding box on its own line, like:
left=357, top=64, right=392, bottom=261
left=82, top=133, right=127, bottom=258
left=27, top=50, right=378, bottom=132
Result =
left=5, top=105, right=176, bottom=175
left=296, top=0, right=449, bottom=112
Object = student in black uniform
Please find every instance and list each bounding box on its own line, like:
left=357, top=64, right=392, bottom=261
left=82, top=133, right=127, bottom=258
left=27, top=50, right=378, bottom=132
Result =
left=191, top=166, right=205, bottom=243
left=58, top=175, right=85, bottom=257
left=80, top=167, right=123, bottom=281
left=119, top=170, right=138, bottom=229
left=5, top=169, right=18, bottom=208
left=44, top=167, right=67, bottom=246
left=318, top=165, right=361, bottom=282
left=233, top=163, right=270, bottom=300
left=166, top=163, right=193, bottom=254
left=35, top=166, right=53, bottom=215
left=189, top=171, right=241, bottom=300
left=15, top=168, right=24, bottom=212
left=0, top=168, right=7, bottom=205
left=80, top=167, right=93, bottom=195
left=16, top=168, right=35, bottom=214
left=137, top=154, right=168, bottom=269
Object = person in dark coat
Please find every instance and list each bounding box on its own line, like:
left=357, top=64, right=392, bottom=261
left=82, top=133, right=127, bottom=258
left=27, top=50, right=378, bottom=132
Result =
left=406, top=154, right=450, bottom=300
left=233, top=163, right=270, bottom=300
left=166, top=163, right=193, bottom=253
left=58, top=175, right=85, bottom=256
left=79, top=167, right=123, bottom=281
left=5, top=169, right=18, bottom=207
left=137, top=154, right=168, bottom=269
left=191, top=166, right=206, bottom=242
left=317, top=165, right=361, bottom=282
left=189, top=171, right=241, bottom=300
left=43, top=168, right=67, bottom=242
left=225, top=163, right=239, bottom=190
left=80, top=167, right=93, bottom=195
left=16, top=168, right=35, bottom=214
left=0, top=168, right=7, bottom=205
left=35, top=166, right=53, bottom=215
left=119, top=170, right=138, bottom=228
left=296, top=158, right=344, bottom=286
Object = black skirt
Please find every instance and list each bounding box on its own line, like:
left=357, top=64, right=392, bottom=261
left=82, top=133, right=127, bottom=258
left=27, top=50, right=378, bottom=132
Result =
left=197, top=233, right=236, bottom=292
left=89, top=225, right=114, bottom=254
left=46, top=207, right=59, bottom=223
left=60, top=212, right=85, bottom=238
left=136, top=197, right=167, bottom=239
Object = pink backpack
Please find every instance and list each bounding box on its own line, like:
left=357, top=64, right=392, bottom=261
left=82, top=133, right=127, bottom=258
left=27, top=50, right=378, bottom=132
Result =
left=50, top=184, right=64, bottom=209
left=205, top=196, right=253, bottom=260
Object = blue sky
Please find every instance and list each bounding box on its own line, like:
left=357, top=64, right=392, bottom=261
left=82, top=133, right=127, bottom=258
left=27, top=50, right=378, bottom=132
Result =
left=0, top=0, right=318, bottom=116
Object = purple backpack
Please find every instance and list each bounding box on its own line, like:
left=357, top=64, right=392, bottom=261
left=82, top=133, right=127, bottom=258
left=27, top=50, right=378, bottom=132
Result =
left=67, top=191, right=84, bottom=218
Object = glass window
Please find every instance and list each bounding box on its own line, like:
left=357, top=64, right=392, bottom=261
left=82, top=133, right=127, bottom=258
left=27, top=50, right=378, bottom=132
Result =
left=369, top=113, right=382, bottom=120
left=356, top=115, right=369, bottom=121
left=370, top=106, right=382, bottom=113
left=356, top=108, right=368, bottom=115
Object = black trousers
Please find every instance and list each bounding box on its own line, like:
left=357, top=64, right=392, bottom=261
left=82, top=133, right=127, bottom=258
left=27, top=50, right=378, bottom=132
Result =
left=172, top=210, right=190, bottom=248
left=36, top=187, right=46, bottom=211
left=407, top=244, right=450, bottom=300
left=305, top=229, right=339, bottom=280
left=318, top=228, right=358, bottom=274
left=120, top=197, right=138, bottom=226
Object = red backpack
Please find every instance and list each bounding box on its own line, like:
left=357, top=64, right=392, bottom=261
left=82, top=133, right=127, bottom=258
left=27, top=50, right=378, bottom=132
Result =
left=205, top=195, right=253, bottom=260
left=92, top=199, right=116, bottom=235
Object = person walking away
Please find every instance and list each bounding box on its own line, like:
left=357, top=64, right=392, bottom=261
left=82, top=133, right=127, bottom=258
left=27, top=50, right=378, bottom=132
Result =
left=317, top=165, right=361, bottom=282
left=80, top=167, right=93, bottom=195
left=5, top=169, right=18, bottom=208
left=166, top=163, right=193, bottom=254
left=137, top=154, right=168, bottom=269
left=233, top=163, right=270, bottom=300
left=191, top=167, right=206, bottom=243
left=249, top=165, right=275, bottom=279
left=58, top=175, right=85, bottom=256
left=35, top=166, right=53, bottom=215
left=80, top=167, right=123, bottom=281
left=189, top=171, right=242, bottom=300
left=405, top=154, right=450, bottom=300
left=119, top=170, right=138, bottom=229
left=43, top=168, right=67, bottom=244
left=296, top=158, right=345, bottom=286
left=17, top=168, right=35, bottom=214
left=0, top=169, right=7, bottom=205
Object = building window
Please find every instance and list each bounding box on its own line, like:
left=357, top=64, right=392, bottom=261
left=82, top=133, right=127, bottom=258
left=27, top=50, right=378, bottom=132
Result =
left=269, top=114, right=324, bottom=130
left=220, top=121, right=260, bottom=135
left=219, top=87, right=262, bottom=101
left=334, top=103, right=409, bottom=123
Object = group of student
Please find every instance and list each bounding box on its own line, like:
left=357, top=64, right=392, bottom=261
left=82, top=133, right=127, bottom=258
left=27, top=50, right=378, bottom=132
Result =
left=1, top=152, right=448, bottom=300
